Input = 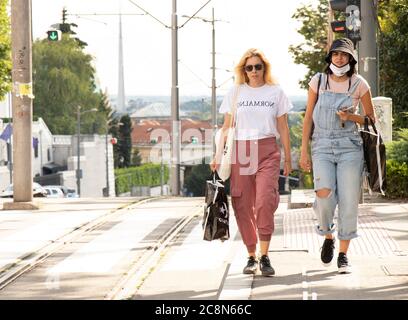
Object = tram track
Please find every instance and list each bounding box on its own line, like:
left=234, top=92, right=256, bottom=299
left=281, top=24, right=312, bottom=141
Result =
left=105, top=208, right=201, bottom=300
left=0, top=197, right=158, bottom=292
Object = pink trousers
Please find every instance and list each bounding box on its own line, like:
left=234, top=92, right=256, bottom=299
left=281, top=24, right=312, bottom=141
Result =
left=230, top=137, right=281, bottom=253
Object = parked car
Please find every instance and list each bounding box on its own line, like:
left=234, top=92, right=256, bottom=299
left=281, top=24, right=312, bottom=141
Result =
left=0, top=182, right=48, bottom=198
left=44, top=185, right=78, bottom=198
left=43, top=186, right=65, bottom=198
left=66, top=188, right=79, bottom=198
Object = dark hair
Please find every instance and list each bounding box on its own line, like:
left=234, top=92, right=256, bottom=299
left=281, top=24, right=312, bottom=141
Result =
left=325, top=52, right=357, bottom=77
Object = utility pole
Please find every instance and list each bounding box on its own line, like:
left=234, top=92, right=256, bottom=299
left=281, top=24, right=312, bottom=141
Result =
left=127, top=0, right=212, bottom=196
left=358, top=0, right=378, bottom=97
left=170, top=0, right=181, bottom=196
left=105, top=130, right=110, bottom=197
left=7, top=0, right=37, bottom=209
left=182, top=8, right=228, bottom=155
left=76, top=107, right=81, bottom=197
left=211, top=8, right=216, bottom=155
left=76, top=106, right=97, bottom=197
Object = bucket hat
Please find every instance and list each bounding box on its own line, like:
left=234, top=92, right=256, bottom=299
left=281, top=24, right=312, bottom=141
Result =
left=325, top=38, right=357, bottom=63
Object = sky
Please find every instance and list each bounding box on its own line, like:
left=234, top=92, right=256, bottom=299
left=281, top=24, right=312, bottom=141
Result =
left=31, top=0, right=318, bottom=97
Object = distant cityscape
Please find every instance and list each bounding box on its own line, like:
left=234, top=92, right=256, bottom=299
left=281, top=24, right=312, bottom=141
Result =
left=109, top=94, right=307, bottom=120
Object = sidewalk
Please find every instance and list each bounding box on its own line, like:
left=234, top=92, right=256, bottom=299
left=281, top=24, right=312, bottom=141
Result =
left=0, top=194, right=407, bottom=300
left=253, top=192, right=408, bottom=300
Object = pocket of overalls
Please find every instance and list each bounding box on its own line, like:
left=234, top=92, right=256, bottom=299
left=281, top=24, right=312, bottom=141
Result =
left=347, top=136, right=363, bottom=148
left=316, top=104, right=335, bottom=130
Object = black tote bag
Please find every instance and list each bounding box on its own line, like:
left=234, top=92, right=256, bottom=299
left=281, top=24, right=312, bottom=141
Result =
left=202, top=173, right=230, bottom=241
left=360, top=116, right=386, bottom=195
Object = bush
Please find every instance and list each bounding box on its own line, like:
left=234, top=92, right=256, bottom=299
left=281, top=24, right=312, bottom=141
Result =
left=114, top=163, right=169, bottom=195
left=386, top=129, right=408, bottom=163
left=302, top=172, right=314, bottom=189
left=385, top=160, right=408, bottom=199
left=183, top=163, right=212, bottom=196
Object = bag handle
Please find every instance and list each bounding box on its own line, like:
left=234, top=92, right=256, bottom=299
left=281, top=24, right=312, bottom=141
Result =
left=229, top=85, right=240, bottom=129
left=364, top=116, right=378, bottom=135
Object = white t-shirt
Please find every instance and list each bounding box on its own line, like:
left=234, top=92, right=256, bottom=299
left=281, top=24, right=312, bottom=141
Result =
left=219, top=83, right=293, bottom=140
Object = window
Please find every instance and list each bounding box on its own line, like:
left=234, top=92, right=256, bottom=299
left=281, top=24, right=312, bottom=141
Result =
left=34, top=143, right=38, bottom=158
left=47, top=148, right=51, bottom=161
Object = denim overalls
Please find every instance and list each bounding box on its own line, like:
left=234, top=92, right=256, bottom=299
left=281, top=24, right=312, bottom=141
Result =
left=311, top=73, right=364, bottom=240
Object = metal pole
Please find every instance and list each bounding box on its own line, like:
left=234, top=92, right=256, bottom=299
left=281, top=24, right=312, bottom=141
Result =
left=7, top=92, right=13, bottom=184
left=211, top=7, right=217, bottom=155
left=170, top=0, right=180, bottom=196
left=160, top=144, right=164, bottom=196
left=10, top=0, right=33, bottom=202
left=359, top=0, right=378, bottom=97
left=76, top=106, right=81, bottom=197
left=105, top=130, right=110, bottom=197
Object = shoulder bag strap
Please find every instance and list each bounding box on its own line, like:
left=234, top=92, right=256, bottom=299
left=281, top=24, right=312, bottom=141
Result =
left=229, top=85, right=240, bottom=128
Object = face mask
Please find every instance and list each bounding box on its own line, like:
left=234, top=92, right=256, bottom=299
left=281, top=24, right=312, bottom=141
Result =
left=330, top=63, right=350, bottom=76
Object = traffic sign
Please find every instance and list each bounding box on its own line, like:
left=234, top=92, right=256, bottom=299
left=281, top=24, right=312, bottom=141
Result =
left=47, top=30, right=61, bottom=41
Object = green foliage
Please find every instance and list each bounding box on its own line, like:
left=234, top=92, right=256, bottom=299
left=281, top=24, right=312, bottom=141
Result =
left=32, top=35, right=106, bottom=134
left=116, top=115, right=132, bottom=168
left=131, top=148, right=142, bottom=167
left=184, top=162, right=212, bottom=196
left=115, top=163, right=169, bottom=195
left=288, top=113, right=303, bottom=150
left=302, top=172, right=314, bottom=189
left=378, top=0, right=408, bottom=129
left=0, top=1, right=11, bottom=99
left=385, top=160, right=408, bottom=198
left=386, top=128, right=408, bottom=163
left=288, top=0, right=329, bottom=90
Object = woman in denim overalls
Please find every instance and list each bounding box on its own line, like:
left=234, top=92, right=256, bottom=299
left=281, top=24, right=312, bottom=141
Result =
left=300, top=38, right=376, bottom=273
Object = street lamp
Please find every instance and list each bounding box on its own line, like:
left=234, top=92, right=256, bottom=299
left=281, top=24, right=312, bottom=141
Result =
left=76, top=106, right=97, bottom=197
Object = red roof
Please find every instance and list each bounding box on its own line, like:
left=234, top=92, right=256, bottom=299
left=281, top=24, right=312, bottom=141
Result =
left=131, top=119, right=213, bottom=144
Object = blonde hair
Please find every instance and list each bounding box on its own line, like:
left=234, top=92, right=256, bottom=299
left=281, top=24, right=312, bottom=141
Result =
left=234, top=48, right=278, bottom=85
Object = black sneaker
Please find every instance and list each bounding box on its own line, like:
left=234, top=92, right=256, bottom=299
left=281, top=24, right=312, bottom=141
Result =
left=337, top=252, right=351, bottom=274
left=259, top=255, right=275, bottom=276
left=321, top=238, right=335, bottom=266
left=243, top=256, right=258, bottom=275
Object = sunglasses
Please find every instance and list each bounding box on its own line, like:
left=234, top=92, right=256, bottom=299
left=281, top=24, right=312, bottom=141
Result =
left=244, top=64, right=263, bottom=72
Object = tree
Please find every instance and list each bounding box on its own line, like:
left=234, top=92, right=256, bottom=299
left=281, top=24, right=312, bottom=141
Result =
left=116, top=115, right=132, bottom=168
left=184, top=162, right=212, bottom=196
left=378, top=0, right=408, bottom=130
left=288, top=0, right=329, bottom=90
left=290, top=0, right=408, bottom=130
left=32, top=35, right=105, bottom=134
left=0, top=1, right=11, bottom=99
left=131, top=148, right=142, bottom=166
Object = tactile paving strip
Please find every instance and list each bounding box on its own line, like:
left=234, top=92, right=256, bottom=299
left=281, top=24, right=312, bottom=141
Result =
left=283, top=208, right=402, bottom=256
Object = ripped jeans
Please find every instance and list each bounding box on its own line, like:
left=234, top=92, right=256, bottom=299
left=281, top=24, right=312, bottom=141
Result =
left=311, top=136, right=364, bottom=240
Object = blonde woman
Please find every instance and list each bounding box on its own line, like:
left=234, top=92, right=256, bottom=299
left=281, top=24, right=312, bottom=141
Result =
left=211, top=48, right=292, bottom=276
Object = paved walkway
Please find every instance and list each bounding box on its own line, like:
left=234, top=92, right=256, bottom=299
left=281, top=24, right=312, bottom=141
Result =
left=221, top=193, right=408, bottom=300
left=0, top=195, right=407, bottom=300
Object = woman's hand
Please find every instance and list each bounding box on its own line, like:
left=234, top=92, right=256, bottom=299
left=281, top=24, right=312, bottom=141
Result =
left=283, top=161, right=292, bottom=176
left=300, top=151, right=312, bottom=172
left=336, top=110, right=350, bottom=122
left=210, top=157, right=218, bottom=172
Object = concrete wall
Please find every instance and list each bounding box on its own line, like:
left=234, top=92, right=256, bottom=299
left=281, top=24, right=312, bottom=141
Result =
left=68, top=134, right=115, bottom=197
